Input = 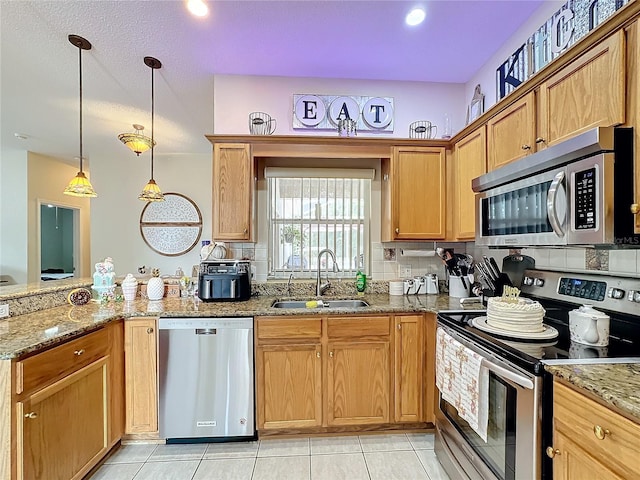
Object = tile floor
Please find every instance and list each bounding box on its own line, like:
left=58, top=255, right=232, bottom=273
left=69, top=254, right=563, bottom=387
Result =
left=86, top=433, right=451, bottom=480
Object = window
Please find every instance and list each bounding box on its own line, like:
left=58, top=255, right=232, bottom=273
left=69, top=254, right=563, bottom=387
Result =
left=266, top=167, right=372, bottom=278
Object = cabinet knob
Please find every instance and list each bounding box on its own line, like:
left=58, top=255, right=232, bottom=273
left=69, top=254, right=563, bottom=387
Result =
left=593, top=425, right=610, bottom=440
left=521, top=144, right=531, bottom=150
left=397, top=323, right=401, bottom=330
left=24, top=412, right=38, bottom=419
left=74, top=349, right=85, bottom=356
left=243, top=228, right=248, bottom=235
left=631, top=203, right=639, bottom=215
left=545, top=446, right=561, bottom=458
left=316, top=352, right=321, bottom=358
left=147, top=327, right=154, bottom=334
left=329, top=351, right=334, bottom=358
left=395, top=228, right=399, bottom=234
left=535, top=137, right=546, bottom=144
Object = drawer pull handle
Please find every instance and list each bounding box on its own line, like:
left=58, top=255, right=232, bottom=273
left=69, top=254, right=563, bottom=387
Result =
left=147, top=327, right=154, bottom=334
left=546, top=447, right=560, bottom=458
left=24, top=412, right=38, bottom=419
left=593, top=425, right=610, bottom=440
left=521, top=144, right=531, bottom=150
left=74, top=349, right=85, bottom=356
left=535, top=137, right=546, bottom=144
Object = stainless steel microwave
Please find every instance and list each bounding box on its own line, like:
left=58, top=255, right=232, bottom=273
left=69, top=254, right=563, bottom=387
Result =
left=472, top=127, right=638, bottom=247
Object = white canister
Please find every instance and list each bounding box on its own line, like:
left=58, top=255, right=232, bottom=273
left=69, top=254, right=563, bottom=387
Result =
left=449, top=276, right=470, bottom=298
left=425, top=274, right=439, bottom=295
left=569, top=305, right=610, bottom=346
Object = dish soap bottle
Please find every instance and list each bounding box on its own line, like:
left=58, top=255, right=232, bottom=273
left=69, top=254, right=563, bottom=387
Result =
left=356, top=270, right=366, bottom=296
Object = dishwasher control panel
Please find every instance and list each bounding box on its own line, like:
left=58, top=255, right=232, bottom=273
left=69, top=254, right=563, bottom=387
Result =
left=158, top=317, right=253, bottom=330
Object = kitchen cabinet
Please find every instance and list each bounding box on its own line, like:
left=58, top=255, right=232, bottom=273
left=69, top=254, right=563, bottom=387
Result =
left=394, top=314, right=423, bottom=423
left=15, top=322, right=123, bottom=480
left=326, top=316, right=390, bottom=426
left=548, top=380, right=640, bottom=480
left=452, top=127, right=486, bottom=240
left=626, top=20, right=640, bottom=234
left=124, top=317, right=158, bottom=436
left=486, top=91, right=537, bottom=171
left=538, top=30, right=625, bottom=148
left=383, top=146, right=446, bottom=240
left=212, top=143, right=254, bottom=241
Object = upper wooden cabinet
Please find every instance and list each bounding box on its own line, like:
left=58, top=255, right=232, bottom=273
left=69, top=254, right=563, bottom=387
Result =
left=212, top=143, right=254, bottom=241
left=487, top=91, right=537, bottom=171
left=626, top=20, right=640, bottom=234
left=383, top=146, right=446, bottom=240
left=539, top=30, right=626, bottom=148
left=453, top=127, right=486, bottom=240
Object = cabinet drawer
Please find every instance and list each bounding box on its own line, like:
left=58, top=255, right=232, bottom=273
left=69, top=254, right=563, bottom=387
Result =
left=17, top=327, right=110, bottom=396
left=257, top=317, right=322, bottom=340
left=554, top=381, right=640, bottom=478
left=327, top=317, right=390, bottom=338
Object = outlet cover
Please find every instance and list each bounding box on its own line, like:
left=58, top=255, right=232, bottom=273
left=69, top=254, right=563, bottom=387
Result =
left=399, top=264, right=412, bottom=278
left=0, top=304, right=9, bottom=318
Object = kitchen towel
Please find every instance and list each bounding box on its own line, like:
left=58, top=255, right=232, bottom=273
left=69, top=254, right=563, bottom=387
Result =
left=435, top=327, right=489, bottom=442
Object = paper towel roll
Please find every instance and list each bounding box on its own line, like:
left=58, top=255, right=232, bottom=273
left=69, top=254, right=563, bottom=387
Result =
left=400, top=249, right=436, bottom=257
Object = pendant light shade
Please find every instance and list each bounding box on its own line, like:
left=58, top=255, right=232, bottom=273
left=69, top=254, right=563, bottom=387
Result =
left=118, top=124, right=154, bottom=155
left=138, top=56, right=164, bottom=202
left=64, top=34, right=97, bottom=198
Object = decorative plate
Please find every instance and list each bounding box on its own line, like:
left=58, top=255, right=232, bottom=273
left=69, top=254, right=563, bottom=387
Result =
left=139, top=193, right=202, bottom=256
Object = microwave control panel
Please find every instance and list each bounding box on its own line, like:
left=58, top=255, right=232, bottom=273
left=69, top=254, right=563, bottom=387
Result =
left=558, top=277, right=607, bottom=301
left=574, top=167, right=596, bottom=230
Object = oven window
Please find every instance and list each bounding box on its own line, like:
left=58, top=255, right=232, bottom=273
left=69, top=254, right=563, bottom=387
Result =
left=441, top=373, right=516, bottom=480
left=482, top=181, right=553, bottom=236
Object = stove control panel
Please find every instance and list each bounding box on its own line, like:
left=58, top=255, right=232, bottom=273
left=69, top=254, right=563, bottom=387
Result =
left=558, top=277, right=607, bottom=301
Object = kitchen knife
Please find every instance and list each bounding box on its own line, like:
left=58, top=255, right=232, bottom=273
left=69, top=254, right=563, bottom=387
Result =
left=476, top=263, right=495, bottom=291
left=489, top=257, right=501, bottom=279
left=482, top=255, right=498, bottom=281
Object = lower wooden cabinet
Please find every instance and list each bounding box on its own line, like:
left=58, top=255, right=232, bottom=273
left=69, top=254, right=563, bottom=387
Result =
left=548, top=380, right=640, bottom=479
left=256, top=314, right=429, bottom=433
left=124, top=317, right=158, bottom=436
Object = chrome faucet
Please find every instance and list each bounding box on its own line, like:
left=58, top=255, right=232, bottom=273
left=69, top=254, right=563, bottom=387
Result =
left=287, top=273, right=294, bottom=297
left=316, top=248, right=340, bottom=296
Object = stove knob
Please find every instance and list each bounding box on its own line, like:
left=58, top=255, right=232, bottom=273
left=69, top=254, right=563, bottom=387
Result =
left=628, top=290, right=640, bottom=303
left=523, top=276, right=534, bottom=286
left=608, top=287, right=625, bottom=299
left=534, top=278, right=545, bottom=287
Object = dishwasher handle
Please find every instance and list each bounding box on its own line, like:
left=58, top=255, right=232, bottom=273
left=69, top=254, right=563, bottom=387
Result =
left=196, top=328, right=217, bottom=335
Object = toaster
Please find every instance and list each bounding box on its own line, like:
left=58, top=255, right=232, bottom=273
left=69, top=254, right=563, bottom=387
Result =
left=198, top=260, right=251, bottom=302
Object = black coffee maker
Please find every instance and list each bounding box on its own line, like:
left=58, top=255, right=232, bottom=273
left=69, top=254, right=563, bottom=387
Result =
left=198, top=260, right=251, bottom=302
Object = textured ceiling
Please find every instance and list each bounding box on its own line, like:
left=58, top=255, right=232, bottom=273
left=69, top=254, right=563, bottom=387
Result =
left=0, top=0, right=544, bottom=165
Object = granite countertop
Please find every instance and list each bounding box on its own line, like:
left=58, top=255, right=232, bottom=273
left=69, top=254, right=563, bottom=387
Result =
left=0, top=293, right=481, bottom=359
left=545, top=363, right=640, bottom=422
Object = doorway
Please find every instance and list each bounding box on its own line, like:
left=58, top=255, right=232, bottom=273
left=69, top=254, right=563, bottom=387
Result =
left=40, top=203, right=78, bottom=280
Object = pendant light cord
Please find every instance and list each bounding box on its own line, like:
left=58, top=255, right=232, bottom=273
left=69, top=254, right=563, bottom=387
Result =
left=150, top=63, right=155, bottom=181
left=78, top=45, right=84, bottom=173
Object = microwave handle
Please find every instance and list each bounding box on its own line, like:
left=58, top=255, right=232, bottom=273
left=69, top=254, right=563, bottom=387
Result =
left=547, top=171, right=566, bottom=238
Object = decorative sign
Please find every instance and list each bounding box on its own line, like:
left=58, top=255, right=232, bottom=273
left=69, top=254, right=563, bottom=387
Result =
left=293, top=94, right=394, bottom=132
left=497, top=0, right=630, bottom=100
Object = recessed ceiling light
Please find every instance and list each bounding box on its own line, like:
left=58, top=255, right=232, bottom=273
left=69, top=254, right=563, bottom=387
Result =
left=406, top=7, right=426, bottom=26
left=14, top=133, right=28, bottom=140
left=187, top=0, right=208, bottom=17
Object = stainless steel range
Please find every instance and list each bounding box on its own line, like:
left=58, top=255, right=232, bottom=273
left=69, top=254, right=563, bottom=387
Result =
left=435, top=269, right=640, bottom=480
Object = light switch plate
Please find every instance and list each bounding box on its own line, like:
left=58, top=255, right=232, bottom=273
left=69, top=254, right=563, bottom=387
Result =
left=399, top=264, right=412, bottom=278
left=0, top=304, right=9, bottom=318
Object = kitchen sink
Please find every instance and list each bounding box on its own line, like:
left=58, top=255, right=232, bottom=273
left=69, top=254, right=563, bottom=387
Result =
left=271, top=299, right=369, bottom=309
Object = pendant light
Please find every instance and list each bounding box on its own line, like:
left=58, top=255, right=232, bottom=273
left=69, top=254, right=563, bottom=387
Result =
left=118, top=123, right=154, bottom=155
left=138, top=56, right=164, bottom=202
left=64, top=34, right=97, bottom=197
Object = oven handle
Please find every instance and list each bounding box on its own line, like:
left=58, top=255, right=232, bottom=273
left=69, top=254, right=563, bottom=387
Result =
left=546, top=171, right=566, bottom=238
left=481, top=358, right=534, bottom=390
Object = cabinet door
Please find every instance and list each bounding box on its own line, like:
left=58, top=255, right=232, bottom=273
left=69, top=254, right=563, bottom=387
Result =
left=256, top=344, right=322, bottom=430
left=124, top=318, right=158, bottom=435
left=487, top=92, right=536, bottom=171
left=552, top=431, right=625, bottom=480
left=213, top=143, right=253, bottom=240
left=327, top=341, right=390, bottom=426
left=539, top=30, right=625, bottom=148
left=394, top=315, right=423, bottom=423
left=424, top=313, right=437, bottom=424
left=18, top=359, right=109, bottom=480
left=453, top=127, right=486, bottom=239
left=626, top=21, right=640, bottom=234
left=391, top=146, right=446, bottom=240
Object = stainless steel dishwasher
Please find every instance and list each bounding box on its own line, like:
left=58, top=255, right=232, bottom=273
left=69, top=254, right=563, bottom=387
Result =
left=158, top=317, right=255, bottom=442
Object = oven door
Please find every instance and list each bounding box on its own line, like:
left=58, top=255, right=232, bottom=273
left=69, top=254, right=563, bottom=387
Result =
left=476, top=166, right=568, bottom=247
left=435, top=326, right=542, bottom=480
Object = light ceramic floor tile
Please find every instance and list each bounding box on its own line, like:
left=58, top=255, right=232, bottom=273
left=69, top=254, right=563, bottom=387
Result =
left=257, top=438, right=310, bottom=457
left=311, top=453, right=369, bottom=480
left=204, top=441, right=259, bottom=459
left=193, top=458, right=256, bottom=480
left=131, top=460, right=200, bottom=480
left=147, top=443, right=207, bottom=462
left=104, top=444, right=157, bottom=464
left=406, top=433, right=435, bottom=450
left=87, top=463, right=143, bottom=480
left=359, top=433, right=412, bottom=452
left=415, top=449, right=451, bottom=480
left=252, top=456, right=310, bottom=480
left=365, top=451, right=429, bottom=480
left=310, top=436, right=362, bottom=455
